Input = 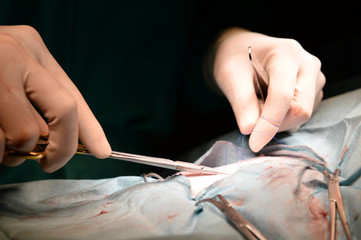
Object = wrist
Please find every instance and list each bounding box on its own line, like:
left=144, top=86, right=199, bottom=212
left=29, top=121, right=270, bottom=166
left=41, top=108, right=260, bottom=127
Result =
left=202, top=27, right=250, bottom=96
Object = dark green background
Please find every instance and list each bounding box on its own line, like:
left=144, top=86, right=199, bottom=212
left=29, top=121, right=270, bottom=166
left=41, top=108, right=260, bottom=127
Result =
left=0, top=0, right=360, bottom=183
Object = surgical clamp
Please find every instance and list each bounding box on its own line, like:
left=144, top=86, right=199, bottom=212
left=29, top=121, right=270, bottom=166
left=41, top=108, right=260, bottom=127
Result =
left=4, top=135, right=226, bottom=175
left=323, top=169, right=352, bottom=240
left=197, top=194, right=267, bottom=240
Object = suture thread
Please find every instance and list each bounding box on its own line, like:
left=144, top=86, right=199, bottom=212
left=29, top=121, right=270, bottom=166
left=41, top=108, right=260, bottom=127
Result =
left=221, top=131, right=285, bottom=172
left=235, top=131, right=285, bottom=161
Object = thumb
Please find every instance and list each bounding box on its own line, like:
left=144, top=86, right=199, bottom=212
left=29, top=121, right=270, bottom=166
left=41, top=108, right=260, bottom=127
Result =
left=78, top=102, right=112, bottom=158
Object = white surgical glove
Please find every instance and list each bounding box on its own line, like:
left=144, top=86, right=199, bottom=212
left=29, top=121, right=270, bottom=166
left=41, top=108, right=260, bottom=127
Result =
left=0, top=25, right=111, bottom=172
left=213, top=28, right=325, bottom=152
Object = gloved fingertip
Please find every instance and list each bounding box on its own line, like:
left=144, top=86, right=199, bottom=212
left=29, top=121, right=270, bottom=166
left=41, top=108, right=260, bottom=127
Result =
left=286, top=125, right=301, bottom=133
left=238, top=116, right=257, bottom=135
left=40, top=157, right=66, bottom=173
left=249, top=139, right=262, bottom=153
left=89, top=140, right=112, bottom=159
left=239, top=124, right=255, bottom=135
left=1, top=157, right=26, bottom=167
left=249, top=132, right=267, bottom=153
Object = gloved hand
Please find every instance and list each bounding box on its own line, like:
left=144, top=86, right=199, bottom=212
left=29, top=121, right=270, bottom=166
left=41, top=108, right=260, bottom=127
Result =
left=213, top=28, right=325, bottom=152
left=0, top=25, right=111, bottom=172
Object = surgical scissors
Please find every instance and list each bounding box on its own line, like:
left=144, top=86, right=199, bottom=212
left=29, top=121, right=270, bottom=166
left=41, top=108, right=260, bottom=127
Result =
left=323, top=169, right=352, bottom=240
left=4, top=135, right=226, bottom=175
left=248, top=46, right=269, bottom=103
left=197, top=194, right=267, bottom=240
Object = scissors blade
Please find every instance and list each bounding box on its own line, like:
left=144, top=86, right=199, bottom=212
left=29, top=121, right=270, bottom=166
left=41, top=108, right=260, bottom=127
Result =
left=4, top=136, right=226, bottom=175
left=109, top=151, right=226, bottom=175
left=78, top=149, right=226, bottom=175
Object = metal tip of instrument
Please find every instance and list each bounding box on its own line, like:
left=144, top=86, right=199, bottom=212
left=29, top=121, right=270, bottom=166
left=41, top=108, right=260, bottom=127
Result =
left=198, top=166, right=230, bottom=175
left=248, top=46, right=253, bottom=61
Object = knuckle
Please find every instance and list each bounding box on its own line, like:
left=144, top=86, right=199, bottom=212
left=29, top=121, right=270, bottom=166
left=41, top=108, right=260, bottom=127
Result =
left=320, top=73, right=326, bottom=88
left=280, top=38, right=303, bottom=52
left=287, top=39, right=302, bottom=50
left=1, top=25, right=46, bottom=64
left=0, top=33, right=20, bottom=52
left=312, top=56, right=322, bottom=69
left=0, top=32, right=17, bottom=44
left=0, top=33, right=29, bottom=67
left=7, top=124, right=40, bottom=151
left=214, top=61, right=234, bottom=82
left=15, top=25, right=41, bottom=39
left=0, top=25, right=42, bottom=45
left=306, top=54, right=322, bottom=70
left=0, top=25, right=41, bottom=46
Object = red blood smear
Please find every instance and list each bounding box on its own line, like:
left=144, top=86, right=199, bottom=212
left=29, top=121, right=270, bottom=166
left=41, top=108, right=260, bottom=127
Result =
left=168, top=213, right=178, bottom=219
left=96, top=210, right=109, bottom=217
left=307, top=196, right=328, bottom=220
left=339, top=145, right=349, bottom=162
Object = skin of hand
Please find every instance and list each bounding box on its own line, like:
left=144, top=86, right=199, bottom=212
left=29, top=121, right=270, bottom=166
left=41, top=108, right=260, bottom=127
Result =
left=213, top=28, right=325, bottom=152
left=0, top=25, right=111, bottom=172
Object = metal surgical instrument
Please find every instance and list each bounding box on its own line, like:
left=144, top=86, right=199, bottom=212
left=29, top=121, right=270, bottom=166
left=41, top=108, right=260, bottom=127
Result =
left=197, top=194, right=267, bottom=240
left=323, top=169, right=353, bottom=240
left=4, top=135, right=226, bottom=175
left=248, top=46, right=269, bottom=103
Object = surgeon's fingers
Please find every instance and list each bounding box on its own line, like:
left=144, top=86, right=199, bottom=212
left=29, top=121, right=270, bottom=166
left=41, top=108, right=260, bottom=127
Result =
left=249, top=55, right=298, bottom=152
left=1, top=156, right=25, bottom=167
left=284, top=87, right=323, bottom=133
left=0, top=90, right=37, bottom=167
left=313, top=71, right=326, bottom=110
left=25, top=62, right=79, bottom=173
left=4, top=25, right=110, bottom=159
left=1, top=99, right=48, bottom=167
left=278, top=58, right=325, bottom=132
left=0, top=128, right=4, bottom=158
left=43, top=56, right=111, bottom=158
left=214, top=50, right=261, bottom=134
left=0, top=92, right=40, bottom=164
left=0, top=127, right=24, bottom=167
left=27, top=99, right=49, bottom=135
left=314, top=86, right=324, bottom=111
left=0, top=128, right=6, bottom=164
left=222, top=65, right=260, bottom=133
